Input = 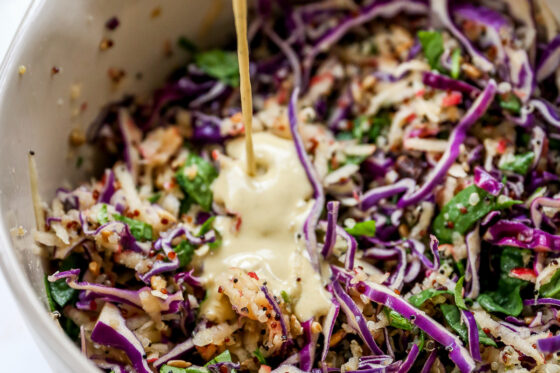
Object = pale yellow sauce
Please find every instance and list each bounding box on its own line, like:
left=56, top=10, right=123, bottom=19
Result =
left=201, top=132, right=331, bottom=321
left=232, top=0, right=256, bottom=175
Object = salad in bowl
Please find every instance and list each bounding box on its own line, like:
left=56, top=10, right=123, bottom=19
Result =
left=35, top=0, right=560, bottom=372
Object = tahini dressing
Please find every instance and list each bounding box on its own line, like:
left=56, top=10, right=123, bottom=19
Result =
left=201, top=133, right=331, bottom=322
left=200, top=0, right=331, bottom=323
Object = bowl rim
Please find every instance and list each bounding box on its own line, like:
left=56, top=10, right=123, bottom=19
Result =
left=0, top=0, right=98, bottom=371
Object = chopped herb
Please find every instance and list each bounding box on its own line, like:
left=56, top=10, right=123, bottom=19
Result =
left=98, top=204, right=109, bottom=224
left=440, top=304, right=497, bottom=347
left=335, top=131, right=354, bottom=141
left=451, top=48, right=461, bottom=79
left=179, top=196, right=192, bottom=216
left=415, top=331, right=426, bottom=351
left=343, top=155, right=368, bottom=166
left=385, top=308, right=413, bottom=331
left=253, top=349, right=267, bottom=365
left=417, top=30, right=445, bottom=71
left=47, top=254, right=83, bottom=308
left=44, top=275, right=57, bottom=312
left=281, top=290, right=290, bottom=304
left=352, top=115, right=369, bottom=141
left=195, top=50, right=239, bottom=87
left=173, top=240, right=196, bottom=267
left=339, top=112, right=390, bottom=143
left=433, top=185, right=521, bottom=243
left=345, top=220, right=376, bottom=237
left=208, top=233, right=223, bottom=250
left=49, top=275, right=76, bottom=308
left=113, top=214, right=154, bottom=241
left=197, top=216, right=216, bottom=237
left=455, top=259, right=466, bottom=277
left=499, top=93, right=522, bottom=115
left=176, top=154, right=218, bottom=211
left=368, top=114, right=391, bottom=142
left=499, top=152, right=535, bottom=175
left=148, top=192, right=161, bottom=204
left=454, top=276, right=467, bottom=310
left=477, top=247, right=529, bottom=316
left=160, top=366, right=208, bottom=373
left=408, top=289, right=452, bottom=308
left=61, top=316, right=80, bottom=340
left=539, top=269, right=560, bottom=298
left=205, top=350, right=235, bottom=372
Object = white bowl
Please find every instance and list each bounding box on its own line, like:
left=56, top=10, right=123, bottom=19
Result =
left=0, top=1, right=232, bottom=371
left=2, top=1, right=560, bottom=372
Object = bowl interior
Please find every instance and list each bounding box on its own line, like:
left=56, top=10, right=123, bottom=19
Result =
left=0, top=0, right=232, bottom=371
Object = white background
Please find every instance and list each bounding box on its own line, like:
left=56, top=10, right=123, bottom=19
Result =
left=0, top=1, right=51, bottom=371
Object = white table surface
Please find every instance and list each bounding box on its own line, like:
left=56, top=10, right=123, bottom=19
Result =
left=0, top=0, right=51, bottom=370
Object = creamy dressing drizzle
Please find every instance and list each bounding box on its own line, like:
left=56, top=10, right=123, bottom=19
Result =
left=199, top=2, right=331, bottom=323
left=202, top=133, right=331, bottom=322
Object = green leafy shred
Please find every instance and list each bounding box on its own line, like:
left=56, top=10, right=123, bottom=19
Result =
left=417, top=30, right=445, bottom=71
left=179, top=196, right=192, bottom=217
left=148, top=192, right=162, bottom=204
left=455, top=259, right=466, bottom=277
left=440, top=304, right=497, bottom=347
left=433, top=185, right=521, bottom=243
left=408, top=289, right=452, bottom=308
left=352, top=115, right=369, bottom=140
left=343, top=155, right=369, bottom=166
left=46, top=253, right=83, bottom=309
left=385, top=308, right=413, bottom=331
left=160, top=366, right=207, bottom=373
left=206, top=350, right=236, bottom=371
left=173, top=240, right=196, bottom=267
left=345, top=220, right=376, bottom=237
left=451, top=48, right=461, bottom=79
left=61, top=316, right=80, bottom=340
left=208, top=234, right=223, bottom=250
left=477, top=247, right=529, bottom=316
left=197, top=216, right=216, bottom=237
left=195, top=50, right=239, bottom=87
left=176, top=154, right=218, bottom=211
left=454, top=276, right=467, bottom=310
left=160, top=350, right=236, bottom=373
left=540, top=269, right=560, bottom=298
left=98, top=203, right=109, bottom=224
left=253, top=349, right=267, bottom=365
left=113, top=214, right=154, bottom=241
left=338, top=112, right=391, bottom=143
left=49, top=277, right=77, bottom=308
left=499, top=152, right=535, bottom=175
left=335, top=132, right=354, bottom=141
left=44, top=275, right=57, bottom=312
left=499, top=93, right=522, bottom=115
left=415, top=331, right=426, bottom=351
left=368, top=113, right=391, bottom=141
left=281, top=290, right=290, bottom=304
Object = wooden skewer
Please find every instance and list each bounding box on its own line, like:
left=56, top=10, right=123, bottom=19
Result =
left=28, top=150, right=45, bottom=231
left=232, top=0, right=256, bottom=176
